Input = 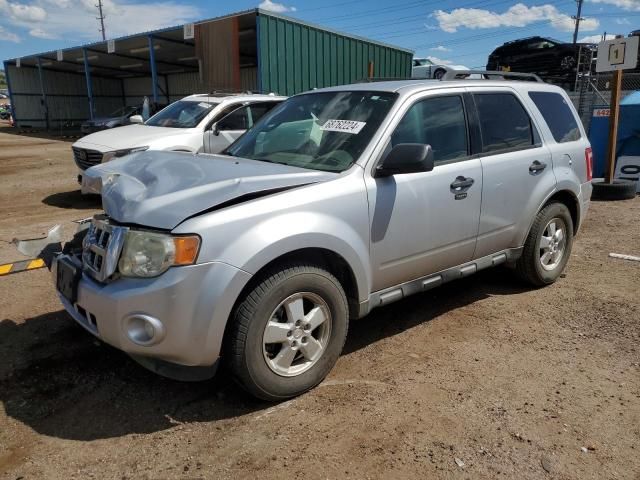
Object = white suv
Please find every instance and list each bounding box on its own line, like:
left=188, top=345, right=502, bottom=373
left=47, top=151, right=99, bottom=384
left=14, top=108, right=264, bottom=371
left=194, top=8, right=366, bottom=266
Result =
left=71, top=93, right=286, bottom=181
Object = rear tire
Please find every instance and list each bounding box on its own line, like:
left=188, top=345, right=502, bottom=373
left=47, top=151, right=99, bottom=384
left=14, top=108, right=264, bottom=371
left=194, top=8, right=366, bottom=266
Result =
left=516, top=202, right=574, bottom=287
left=225, top=264, right=349, bottom=401
left=434, top=68, right=446, bottom=80
left=591, top=179, right=636, bottom=201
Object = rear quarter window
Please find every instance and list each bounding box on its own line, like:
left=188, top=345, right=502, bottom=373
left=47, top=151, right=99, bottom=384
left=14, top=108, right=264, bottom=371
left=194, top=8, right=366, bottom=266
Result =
left=528, top=91, right=582, bottom=143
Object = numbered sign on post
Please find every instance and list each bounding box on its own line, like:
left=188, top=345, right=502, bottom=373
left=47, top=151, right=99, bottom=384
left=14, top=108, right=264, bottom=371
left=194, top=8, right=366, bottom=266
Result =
left=57, top=50, right=63, bottom=61
left=596, top=36, right=639, bottom=72
left=107, top=39, right=115, bottom=54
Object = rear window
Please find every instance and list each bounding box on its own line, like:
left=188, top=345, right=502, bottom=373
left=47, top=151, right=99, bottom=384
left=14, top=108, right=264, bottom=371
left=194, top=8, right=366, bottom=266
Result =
left=529, top=91, right=581, bottom=143
left=474, top=93, right=536, bottom=154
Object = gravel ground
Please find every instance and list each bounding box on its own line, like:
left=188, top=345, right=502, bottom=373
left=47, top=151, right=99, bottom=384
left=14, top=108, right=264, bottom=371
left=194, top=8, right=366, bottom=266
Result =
left=0, top=129, right=639, bottom=480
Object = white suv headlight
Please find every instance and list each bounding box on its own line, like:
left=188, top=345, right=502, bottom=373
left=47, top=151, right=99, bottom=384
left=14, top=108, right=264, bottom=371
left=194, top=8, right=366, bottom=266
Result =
left=118, top=230, right=200, bottom=278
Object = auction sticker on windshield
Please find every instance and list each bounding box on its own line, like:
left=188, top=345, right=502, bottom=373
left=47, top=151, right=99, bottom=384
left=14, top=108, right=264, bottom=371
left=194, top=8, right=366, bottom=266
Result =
left=321, top=119, right=366, bottom=134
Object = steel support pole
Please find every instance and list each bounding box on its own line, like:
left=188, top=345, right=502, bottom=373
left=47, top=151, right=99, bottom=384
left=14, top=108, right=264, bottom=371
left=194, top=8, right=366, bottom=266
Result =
left=36, top=57, right=50, bottom=130
left=605, top=69, right=623, bottom=183
left=148, top=35, right=159, bottom=104
left=83, top=48, right=95, bottom=120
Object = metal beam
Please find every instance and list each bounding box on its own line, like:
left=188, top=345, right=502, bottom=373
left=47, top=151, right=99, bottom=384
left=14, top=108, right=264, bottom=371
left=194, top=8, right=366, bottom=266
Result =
left=83, top=48, right=95, bottom=120
left=7, top=63, right=132, bottom=81
left=36, top=57, right=50, bottom=130
left=152, top=35, right=195, bottom=47
left=148, top=35, right=159, bottom=104
left=3, top=61, right=17, bottom=122
left=37, top=56, right=152, bottom=76
left=86, top=48, right=188, bottom=69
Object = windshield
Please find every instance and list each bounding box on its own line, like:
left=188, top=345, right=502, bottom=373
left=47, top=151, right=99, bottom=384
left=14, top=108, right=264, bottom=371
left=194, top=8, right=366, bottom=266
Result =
left=145, top=100, right=217, bottom=128
left=225, top=91, right=397, bottom=172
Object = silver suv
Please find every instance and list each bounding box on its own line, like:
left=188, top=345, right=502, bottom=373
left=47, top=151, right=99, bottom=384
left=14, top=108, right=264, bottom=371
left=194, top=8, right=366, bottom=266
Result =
left=53, top=78, right=593, bottom=400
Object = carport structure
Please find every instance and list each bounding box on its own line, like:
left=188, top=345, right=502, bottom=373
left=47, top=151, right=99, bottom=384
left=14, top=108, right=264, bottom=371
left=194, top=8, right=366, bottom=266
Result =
left=3, top=9, right=412, bottom=130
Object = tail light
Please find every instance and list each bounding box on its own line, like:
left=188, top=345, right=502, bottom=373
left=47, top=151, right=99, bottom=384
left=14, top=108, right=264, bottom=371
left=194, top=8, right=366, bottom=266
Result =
left=585, top=147, right=593, bottom=181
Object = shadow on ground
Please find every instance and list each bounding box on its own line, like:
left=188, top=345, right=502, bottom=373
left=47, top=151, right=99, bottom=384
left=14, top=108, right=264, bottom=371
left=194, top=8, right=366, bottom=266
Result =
left=42, top=190, right=101, bottom=210
left=0, top=268, right=529, bottom=441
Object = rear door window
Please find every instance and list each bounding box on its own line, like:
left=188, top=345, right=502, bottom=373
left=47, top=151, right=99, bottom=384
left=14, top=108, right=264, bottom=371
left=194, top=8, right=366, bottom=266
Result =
left=528, top=91, right=581, bottom=143
left=473, top=93, right=536, bottom=154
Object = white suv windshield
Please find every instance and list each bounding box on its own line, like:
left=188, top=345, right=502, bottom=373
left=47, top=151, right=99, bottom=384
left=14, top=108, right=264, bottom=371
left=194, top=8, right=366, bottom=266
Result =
left=225, top=91, right=397, bottom=172
left=146, top=100, right=217, bottom=128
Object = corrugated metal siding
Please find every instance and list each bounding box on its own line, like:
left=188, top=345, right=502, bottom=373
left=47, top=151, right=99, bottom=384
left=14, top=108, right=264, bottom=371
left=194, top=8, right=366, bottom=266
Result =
left=8, top=65, right=125, bottom=127
left=258, top=13, right=412, bottom=95
left=168, top=72, right=204, bottom=100
left=123, top=76, right=167, bottom=106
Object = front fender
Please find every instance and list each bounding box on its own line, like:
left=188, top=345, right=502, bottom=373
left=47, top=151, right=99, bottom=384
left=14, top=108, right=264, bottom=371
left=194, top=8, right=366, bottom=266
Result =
left=211, top=211, right=371, bottom=304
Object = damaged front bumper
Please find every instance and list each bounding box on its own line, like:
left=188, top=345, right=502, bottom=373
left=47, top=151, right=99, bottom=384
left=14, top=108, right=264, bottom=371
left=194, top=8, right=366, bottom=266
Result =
left=52, top=253, right=252, bottom=374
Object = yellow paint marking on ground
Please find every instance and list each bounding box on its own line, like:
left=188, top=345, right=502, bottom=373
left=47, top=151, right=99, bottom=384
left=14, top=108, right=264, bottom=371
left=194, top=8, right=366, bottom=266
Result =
left=0, top=264, right=12, bottom=275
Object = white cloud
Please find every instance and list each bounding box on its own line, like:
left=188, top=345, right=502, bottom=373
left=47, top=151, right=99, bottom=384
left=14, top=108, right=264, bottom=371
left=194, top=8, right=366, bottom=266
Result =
left=2, top=0, right=201, bottom=41
left=0, top=25, right=20, bottom=42
left=259, top=0, right=296, bottom=13
left=0, top=0, right=47, bottom=22
left=588, top=0, right=640, bottom=10
left=578, top=34, right=618, bottom=43
left=430, top=45, right=451, bottom=52
left=432, top=3, right=599, bottom=33
left=615, top=17, right=631, bottom=24
left=29, top=27, right=56, bottom=39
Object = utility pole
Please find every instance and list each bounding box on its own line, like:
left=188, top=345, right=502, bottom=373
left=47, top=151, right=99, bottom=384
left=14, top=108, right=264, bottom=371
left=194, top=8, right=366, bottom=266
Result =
left=572, top=0, right=584, bottom=44
left=96, top=0, right=106, bottom=41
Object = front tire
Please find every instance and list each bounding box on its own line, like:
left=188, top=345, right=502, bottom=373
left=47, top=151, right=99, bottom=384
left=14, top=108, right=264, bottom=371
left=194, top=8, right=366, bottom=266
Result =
left=225, top=264, right=349, bottom=401
left=434, top=68, right=446, bottom=80
left=516, top=202, right=574, bottom=287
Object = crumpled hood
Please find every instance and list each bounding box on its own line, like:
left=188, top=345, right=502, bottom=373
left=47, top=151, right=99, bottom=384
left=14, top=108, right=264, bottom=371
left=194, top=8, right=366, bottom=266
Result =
left=74, top=124, right=192, bottom=150
left=84, top=151, right=336, bottom=229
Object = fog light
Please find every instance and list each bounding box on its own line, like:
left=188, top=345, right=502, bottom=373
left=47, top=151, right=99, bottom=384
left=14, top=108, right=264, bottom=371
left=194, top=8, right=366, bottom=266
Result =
left=124, top=314, right=166, bottom=346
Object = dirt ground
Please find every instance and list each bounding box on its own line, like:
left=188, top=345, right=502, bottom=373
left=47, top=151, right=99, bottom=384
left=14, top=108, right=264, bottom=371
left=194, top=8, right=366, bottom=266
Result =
left=0, top=128, right=638, bottom=480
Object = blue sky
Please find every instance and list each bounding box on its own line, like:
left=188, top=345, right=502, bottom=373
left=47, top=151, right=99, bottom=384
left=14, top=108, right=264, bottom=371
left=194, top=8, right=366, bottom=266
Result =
left=0, top=0, right=637, bottom=68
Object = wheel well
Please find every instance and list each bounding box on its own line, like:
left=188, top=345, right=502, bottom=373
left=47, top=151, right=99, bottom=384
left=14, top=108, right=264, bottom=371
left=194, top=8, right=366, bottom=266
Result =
left=546, top=190, right=579, bottom=234
left=239, top=248, right=360, bottom=319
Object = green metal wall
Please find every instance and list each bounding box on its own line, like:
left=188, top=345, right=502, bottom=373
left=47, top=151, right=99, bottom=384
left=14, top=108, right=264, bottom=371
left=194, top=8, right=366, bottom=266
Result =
left=257, top=12, right=412, bottom=96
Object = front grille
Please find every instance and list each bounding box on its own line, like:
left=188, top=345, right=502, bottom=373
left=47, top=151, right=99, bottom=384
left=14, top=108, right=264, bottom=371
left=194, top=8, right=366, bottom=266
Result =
left=72, top=147, right=103, bottom=170
left=82, top=216, right=127, bottom=282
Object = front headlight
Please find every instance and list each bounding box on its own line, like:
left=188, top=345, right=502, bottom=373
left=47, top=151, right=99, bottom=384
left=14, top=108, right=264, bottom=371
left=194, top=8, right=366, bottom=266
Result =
left=118, top=231, right=200, bottom=278
left=103, top=146, right=149, bottom=163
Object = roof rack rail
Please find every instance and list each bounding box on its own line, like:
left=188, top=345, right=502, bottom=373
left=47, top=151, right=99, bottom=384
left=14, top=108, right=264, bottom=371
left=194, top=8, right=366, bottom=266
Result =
left=442, top=70, right=544, bottom=83
left=357, top=76, right=422, bottom=83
